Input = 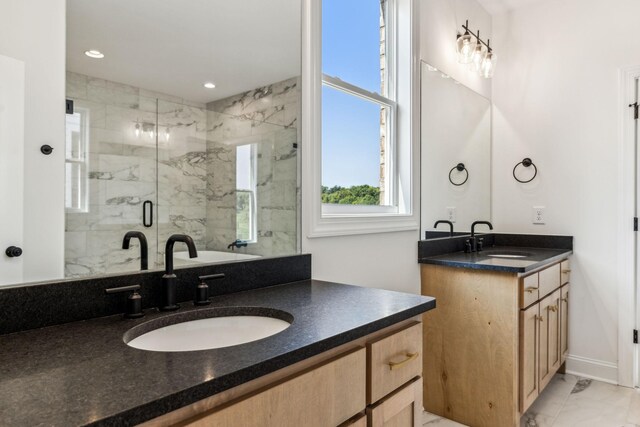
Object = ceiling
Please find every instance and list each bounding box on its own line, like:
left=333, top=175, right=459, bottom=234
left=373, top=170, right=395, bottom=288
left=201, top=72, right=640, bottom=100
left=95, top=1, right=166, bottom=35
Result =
left=66, top=0, right=301, bottom=103
left=477, top=0, right=545, bottom=15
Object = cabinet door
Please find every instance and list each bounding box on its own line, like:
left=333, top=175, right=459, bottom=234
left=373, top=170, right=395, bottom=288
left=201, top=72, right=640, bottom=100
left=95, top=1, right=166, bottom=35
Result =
left=560, top=285, right=570, bottom=363
left=519, top=303, right=539, bottom=413
left=183, top=348, right=366, bottom=427
left=539, top=290, right=561, bottom=391
left=367, top=377, right=422, bottom=427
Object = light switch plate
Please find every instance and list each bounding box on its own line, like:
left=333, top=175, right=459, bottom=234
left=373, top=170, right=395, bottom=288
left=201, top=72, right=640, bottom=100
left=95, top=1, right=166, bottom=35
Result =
left=446, top=207, right=456, bottom=223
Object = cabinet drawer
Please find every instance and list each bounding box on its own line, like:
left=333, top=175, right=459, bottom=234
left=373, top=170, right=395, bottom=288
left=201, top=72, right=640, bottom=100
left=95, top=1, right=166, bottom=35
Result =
left=539, top=263, right=561, bottom=298
left=183, top=348, right=366, bottom=427
left=368, top=322, right=422, bottom=404
left=520, top=273, right=539, bottom=308
left=561, top=260, right=571, bottom=285
left=367, top=377, right=422, bottom=427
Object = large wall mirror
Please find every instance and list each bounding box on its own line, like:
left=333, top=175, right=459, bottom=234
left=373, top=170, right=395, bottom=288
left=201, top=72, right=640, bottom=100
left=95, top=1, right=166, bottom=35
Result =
left=1, top=0, right=301, bottom=286
left=420, top=62, right=491, bottom=239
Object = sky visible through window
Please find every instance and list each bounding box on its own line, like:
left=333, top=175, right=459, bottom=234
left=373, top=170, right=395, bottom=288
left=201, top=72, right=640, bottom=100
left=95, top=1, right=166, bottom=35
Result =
left=322, top=0, right=382, bottom=188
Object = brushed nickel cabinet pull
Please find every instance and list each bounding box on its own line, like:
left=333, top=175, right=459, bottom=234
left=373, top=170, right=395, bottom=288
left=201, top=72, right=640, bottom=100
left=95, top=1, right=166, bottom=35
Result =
left=535, top=315, right=544, bottom=322
left=524, top=286, right=539, bottom=293
left=388, top=352, right=419, bottom=370
left=562, top=269, right=572, bottom=273
left=561, top=297, right=568, bottom=302
left=548, top=305, right=558, bottom=312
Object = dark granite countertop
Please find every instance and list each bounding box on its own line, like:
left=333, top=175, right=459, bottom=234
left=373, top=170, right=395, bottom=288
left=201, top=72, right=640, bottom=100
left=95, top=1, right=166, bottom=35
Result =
left=419, top=246, right=572, bottom=273
left=0, top=280, right=435, bottom=427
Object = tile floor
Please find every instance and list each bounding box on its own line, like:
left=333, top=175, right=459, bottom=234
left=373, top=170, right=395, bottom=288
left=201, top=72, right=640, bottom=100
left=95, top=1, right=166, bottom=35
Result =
left=423, top=373, right=640, bottom=426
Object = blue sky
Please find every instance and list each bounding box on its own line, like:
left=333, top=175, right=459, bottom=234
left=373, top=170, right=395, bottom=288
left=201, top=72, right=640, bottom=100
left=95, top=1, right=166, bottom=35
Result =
left=322, top=0, right=382, bottom=188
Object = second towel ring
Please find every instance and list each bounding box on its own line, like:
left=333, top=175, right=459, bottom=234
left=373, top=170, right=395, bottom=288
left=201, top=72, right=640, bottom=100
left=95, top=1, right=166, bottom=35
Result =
left=449, top=163, right=469, bottom=186
left=513, top=158, right=537, bottom=183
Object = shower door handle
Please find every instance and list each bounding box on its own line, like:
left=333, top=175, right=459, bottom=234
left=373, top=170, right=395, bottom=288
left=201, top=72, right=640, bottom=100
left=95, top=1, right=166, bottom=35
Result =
left=143, top=200, right=153, bottom=228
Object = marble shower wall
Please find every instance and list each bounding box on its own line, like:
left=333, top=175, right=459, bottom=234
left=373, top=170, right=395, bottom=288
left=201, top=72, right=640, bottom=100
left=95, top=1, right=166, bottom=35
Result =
left=206, top=77, right=300, bottom=257
left=65, top=71, right=208, bottom=277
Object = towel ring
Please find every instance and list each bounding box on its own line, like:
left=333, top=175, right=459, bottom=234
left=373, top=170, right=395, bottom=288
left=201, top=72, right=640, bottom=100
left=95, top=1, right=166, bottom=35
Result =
left=513, top=158, right=537, bottom=183
left=449, top=163, right=469, bottom=186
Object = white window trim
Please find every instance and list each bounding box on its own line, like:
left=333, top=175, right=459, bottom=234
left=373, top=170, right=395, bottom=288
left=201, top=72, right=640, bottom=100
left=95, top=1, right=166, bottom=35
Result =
left=301, top=0, right=420, bottom=238
left=65, top=107, right=89, bottom=213
left=236, top=143, right=258, bottom=244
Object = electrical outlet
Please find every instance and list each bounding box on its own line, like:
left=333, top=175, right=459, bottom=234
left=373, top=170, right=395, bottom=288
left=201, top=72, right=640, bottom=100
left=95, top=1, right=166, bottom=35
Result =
left=446, top=207, right=456, bottom=223
left=532, top=206, right=545, bottom=224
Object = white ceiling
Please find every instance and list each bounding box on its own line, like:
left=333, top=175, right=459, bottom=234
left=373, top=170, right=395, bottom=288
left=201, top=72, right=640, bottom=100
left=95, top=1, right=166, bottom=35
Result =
left=477, top=0, right=546, bottom=15
left=66, top=0, right=301, bottom=103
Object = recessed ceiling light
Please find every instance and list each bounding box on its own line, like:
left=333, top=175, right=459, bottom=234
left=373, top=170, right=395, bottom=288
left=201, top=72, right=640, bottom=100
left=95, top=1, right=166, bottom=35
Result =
left=84, top=50, right=104, bottom=59
left=203, top=82, right=216, bottom=89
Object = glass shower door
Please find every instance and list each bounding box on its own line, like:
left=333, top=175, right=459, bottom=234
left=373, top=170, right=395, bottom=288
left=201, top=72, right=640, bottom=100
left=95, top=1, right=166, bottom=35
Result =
left=64, top=72, right=159, bottom=277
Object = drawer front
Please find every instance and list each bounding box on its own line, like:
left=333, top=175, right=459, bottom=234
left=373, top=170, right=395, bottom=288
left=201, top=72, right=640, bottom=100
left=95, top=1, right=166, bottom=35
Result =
left=368, top=322, right=422, bottom=404
left=539, top=263, right=561, bottom=298
left=520, top=273, right=539, bottom=308
left=367, top=377, right=422, bottom=427
left=560, top=284, right=570, bottom=363
left=184, top=348, right=366, bottom=427
left=561, top=260, right=571, bottom=285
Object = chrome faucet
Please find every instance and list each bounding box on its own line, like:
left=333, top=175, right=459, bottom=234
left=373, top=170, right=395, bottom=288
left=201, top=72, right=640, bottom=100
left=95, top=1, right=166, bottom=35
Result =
left=468, top=221, right=493, bottom=253
left=161, top=234, right=198, bottom=311
left=122, top=231, right=148, bottom=271
left=433, top=220, right=454, bottom=237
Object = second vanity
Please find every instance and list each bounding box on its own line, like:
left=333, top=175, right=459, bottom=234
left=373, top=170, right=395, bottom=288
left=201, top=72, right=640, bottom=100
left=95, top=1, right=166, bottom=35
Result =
left=418, top=233, right=573, bottom=427
left=0, top=255, right=435, bottom=427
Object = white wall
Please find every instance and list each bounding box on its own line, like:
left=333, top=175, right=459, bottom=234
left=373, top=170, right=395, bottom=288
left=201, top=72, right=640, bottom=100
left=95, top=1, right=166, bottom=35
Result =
left=420, top=0, right=492, bottom=99
left=491, top=0, right=640, bottom=383
left=0, top=0, right=66, bottom=283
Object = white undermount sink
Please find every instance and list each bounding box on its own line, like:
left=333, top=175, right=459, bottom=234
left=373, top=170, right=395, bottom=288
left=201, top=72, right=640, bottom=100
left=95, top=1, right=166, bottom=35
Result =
left=125, top=309, right=292, bottom=352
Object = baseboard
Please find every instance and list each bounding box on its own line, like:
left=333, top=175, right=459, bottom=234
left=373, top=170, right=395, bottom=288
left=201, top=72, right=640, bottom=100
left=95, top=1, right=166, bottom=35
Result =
left=565, top=354, right=618, bottom=385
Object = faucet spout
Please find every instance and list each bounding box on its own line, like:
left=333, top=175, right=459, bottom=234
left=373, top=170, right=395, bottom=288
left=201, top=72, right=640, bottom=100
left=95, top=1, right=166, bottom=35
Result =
left=122, top=231, right=148, bottom=270
left=164, top=234, right=197, bottom=276
left=161, top=234, right=198, bottom=311
left=469, top=221, right=494, bottom=253
left=433, top=220, right=454, bottom=237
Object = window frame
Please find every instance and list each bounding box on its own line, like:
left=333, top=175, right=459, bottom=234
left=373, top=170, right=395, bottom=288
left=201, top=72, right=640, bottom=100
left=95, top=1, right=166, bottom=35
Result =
left=320, top=0, right=397, bottom=215
left=64, top=107, right=89, bottom=213
left=302, top=0, right=419, bottom=238
left=235, top=143, right=258, bottom=243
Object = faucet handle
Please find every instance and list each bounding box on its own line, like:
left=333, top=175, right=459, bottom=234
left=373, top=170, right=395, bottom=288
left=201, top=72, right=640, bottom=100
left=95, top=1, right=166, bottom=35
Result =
left=195, top=274, right=225, bottom=306
left=477, top=238, right=484, bottom=252
left=464, top=239, right=472, bottom=254
left=105, top=285, right=144, bottom=319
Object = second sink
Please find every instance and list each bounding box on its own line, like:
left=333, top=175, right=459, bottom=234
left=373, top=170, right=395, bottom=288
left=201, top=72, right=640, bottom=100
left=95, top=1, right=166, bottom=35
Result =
left=124, top=307, right=293, bottom=352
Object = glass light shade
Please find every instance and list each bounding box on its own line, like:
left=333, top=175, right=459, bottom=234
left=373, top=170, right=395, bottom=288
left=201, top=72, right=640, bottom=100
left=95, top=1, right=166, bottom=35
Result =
left=456, top=32, right=476, bottom=64
left=470, top=43, right=488, bottom=73
left=481, top=51, right=497, bottom=78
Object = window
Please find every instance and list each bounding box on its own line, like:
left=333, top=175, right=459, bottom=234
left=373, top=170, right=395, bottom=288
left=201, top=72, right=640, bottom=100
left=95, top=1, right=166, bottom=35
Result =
left=303, top=0, right=417, bottom=237
left=65, top=108, right=89, bottom=212
left=236, top=144, right=257, bottom=242
left=321, top=0, right=396, bottom=213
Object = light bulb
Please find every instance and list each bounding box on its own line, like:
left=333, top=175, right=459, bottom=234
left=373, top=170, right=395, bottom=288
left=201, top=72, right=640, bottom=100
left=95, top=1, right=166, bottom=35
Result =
left=470, top=43, right=487, bottom=73
left=165, top=128, right=170, bottom=141
left=134, top=123, right=140, bottom=138
left=481, top=51, right=497, bottom=78
left=456, top=31, right=476, bottom=64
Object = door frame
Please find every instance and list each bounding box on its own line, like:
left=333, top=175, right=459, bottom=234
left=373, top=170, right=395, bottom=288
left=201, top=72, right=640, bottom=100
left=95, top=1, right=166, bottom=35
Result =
left=618, top=65, right=640, bottom=387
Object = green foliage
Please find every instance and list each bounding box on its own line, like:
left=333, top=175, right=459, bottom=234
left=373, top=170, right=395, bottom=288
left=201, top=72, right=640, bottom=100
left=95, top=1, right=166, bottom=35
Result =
left=321, top=185, right=381, bottom=205
left=236, top=191, right=252, bottom=240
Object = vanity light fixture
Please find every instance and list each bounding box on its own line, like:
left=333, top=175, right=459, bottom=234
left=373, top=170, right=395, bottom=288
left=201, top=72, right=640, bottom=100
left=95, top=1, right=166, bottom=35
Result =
left=134, top=122, right=141, bottom=138
left=165, top=127, right=170, bottom=142
left=84, top=49, right=105, bottom=59
left=204, top=82, right=216, bottom=89
left=457, top=21, right=497, bottom=79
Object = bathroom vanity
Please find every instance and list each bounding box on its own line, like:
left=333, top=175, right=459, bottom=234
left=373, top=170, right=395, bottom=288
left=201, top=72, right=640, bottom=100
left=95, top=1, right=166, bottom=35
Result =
left=0, top=255, right=435, bottom=427
left=418, top=234, right=572, bottom=427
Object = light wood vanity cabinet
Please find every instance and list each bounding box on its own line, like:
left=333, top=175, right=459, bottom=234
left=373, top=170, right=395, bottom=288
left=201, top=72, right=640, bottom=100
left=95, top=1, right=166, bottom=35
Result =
left=422, top=258, right=571, bottom=427
left=142, top=320, right=424, bottom=427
